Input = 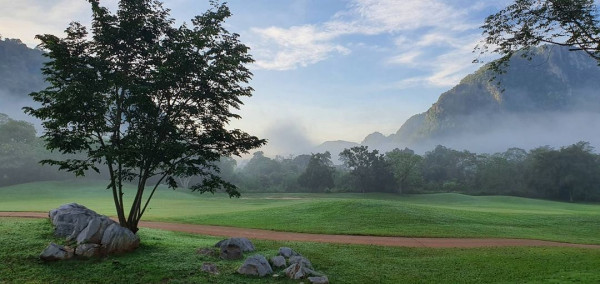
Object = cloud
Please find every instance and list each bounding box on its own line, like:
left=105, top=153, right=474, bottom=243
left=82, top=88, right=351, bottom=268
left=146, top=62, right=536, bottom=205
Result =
left=249, top=0, right=493, bottom=76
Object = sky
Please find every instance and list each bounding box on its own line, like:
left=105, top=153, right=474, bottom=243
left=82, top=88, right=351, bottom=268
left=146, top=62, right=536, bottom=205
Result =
left=0, top=0, right=512, bottom=155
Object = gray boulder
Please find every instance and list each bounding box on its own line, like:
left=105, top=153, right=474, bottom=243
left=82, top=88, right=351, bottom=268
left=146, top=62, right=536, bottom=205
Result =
left=49, top=203, right=99, bottom=239
left=270, top=255, right=287, bottom=268
left=215, top=237, right=255, bottom=252
left=237, top=254, right=273, bottom=277
left=309, top=276, right=330, bottom=284
left=278, top=247, right=300, bottom=258
left=40, top=243, right=74, bottom=261
left=100, top=223, right=140, bottom=254
left=43, top=203, right=140, bottom=259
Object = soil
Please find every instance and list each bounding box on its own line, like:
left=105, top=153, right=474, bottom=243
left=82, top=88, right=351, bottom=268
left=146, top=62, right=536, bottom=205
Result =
left=2, top=211, right=599, bottom=249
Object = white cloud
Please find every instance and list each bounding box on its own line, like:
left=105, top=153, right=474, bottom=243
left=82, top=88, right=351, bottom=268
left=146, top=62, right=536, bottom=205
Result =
left=249, top=0, right=487, bottom=72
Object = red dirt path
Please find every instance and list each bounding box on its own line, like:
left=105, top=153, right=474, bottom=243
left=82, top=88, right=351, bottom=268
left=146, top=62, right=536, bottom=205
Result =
left=2, top=211, right=599, bottom=249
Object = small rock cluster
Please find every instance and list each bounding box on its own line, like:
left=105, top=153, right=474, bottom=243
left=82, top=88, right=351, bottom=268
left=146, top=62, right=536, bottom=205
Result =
left=200, top=238, right=328, bottom=283
left=39, top=203, right=140, bottom=261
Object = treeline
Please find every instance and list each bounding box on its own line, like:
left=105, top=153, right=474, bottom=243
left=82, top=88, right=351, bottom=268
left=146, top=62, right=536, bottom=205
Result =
left=2, top=113, right=600, bottom=202
left=225, top=143, right=600, bottom=202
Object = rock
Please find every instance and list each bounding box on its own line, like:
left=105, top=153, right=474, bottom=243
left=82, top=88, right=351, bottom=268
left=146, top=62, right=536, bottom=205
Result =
left=284, top=262, right=316, bottom=280
left=76, top=216, right=112, bottom=245
left=289, top=256, right=313, bottom=269
left=278, top=247, right=300, bottom=258
left=44, top=204, right=141, bottom=259
left=40, top=243, right=74, bottom=261
left=75, top=243, right=101, bottom=258
left=270, top=255, right=287, bottom=268
left=220, top=243, right=243, bottom=260
left=215, top=237, right=255, bottom=252
left=197, top=247, right=216, bottom=257
left=237, top=254, right=273, bottom=277
left=308, top=276, right=329, bottom=284
left=49, top=203, right=99, bottom=239
left=201, top=262, right=219, bottom=275
left=100, top=223, right=140, bottom=254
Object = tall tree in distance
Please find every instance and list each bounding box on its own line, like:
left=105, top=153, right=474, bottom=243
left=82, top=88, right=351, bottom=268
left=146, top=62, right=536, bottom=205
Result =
left=298, top=152, right=335, bottom=192
left=26, top=0, right=265, bottom=233
left=476, top=0, right=600, bottom=71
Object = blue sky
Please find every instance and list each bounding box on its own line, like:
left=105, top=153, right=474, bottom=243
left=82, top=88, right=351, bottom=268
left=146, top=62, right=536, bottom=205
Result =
left=0, top=0, right=511, bottom=155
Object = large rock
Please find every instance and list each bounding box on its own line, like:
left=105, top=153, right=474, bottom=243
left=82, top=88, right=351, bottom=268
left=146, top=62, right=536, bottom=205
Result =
left=49, top=203, right=99, bottom=239
left=40, top=243, right=74, bottom=261
left=100, top=223, right=140, bottom=254
left=237, top=254, right=273, bottom=277
left=215, top=237, right=255, bottom=252
left=42, top=203, right=140, bottom=259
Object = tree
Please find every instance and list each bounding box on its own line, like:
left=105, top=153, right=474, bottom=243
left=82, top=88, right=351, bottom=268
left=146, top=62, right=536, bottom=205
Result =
left=25, top=0, right=265, bottom=233
left=298, top=152, right=335, bottom=192
left=385, top=148, right=423, bottom=193
left=477, top=0, right=600, bottom=71
left=339, top=146, right=396, bottom=193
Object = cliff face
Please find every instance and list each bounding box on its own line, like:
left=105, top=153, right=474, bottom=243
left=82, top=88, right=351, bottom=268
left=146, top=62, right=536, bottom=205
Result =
left=387, top=45, right=600, bottom=147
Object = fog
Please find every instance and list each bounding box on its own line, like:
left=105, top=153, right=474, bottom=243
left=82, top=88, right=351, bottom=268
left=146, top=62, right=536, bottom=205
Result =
left=382, top=111, right=600, bottom=155
left=0, top=91, right=41, bottom=130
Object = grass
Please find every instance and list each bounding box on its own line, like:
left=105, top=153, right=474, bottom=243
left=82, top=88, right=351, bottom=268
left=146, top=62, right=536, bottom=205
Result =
left=3, top=218, right=600, bottom=284
left=1, top=181, right=600, bottom=244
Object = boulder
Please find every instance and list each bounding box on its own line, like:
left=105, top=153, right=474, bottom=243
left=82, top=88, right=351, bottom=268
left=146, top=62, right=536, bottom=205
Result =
left=215, top=237, right=255, bottom=252
left=40, top=243, right=74, bottom=261
left=42, top=203, right=140, bottom=260
left=100, top=223, right=140, bottom=254
left=278, top=247, right=300, bottom=258
left=201, top=263, right=219, bottom=275
left=75, top=243, right=101, bottom=258
left=309, top=276, right=329, bottom=284
left=270, top=255, right=287, bottom=268
left=49, top=203, right=99, bottom=239
left=289, top=255, right=313, bottom=269
left=284, top=262, right=316, bottom=280
left=237, top=254, right=273, bottom=277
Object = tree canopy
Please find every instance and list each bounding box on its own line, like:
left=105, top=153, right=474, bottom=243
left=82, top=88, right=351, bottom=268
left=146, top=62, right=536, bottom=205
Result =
left=26, top=0, right=264, bottom=233
left=476, top=0, right=600, bottom=71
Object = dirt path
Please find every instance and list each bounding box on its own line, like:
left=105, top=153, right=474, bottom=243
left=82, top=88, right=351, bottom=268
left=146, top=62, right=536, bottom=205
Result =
left=2, top=211, right=599, bottom=249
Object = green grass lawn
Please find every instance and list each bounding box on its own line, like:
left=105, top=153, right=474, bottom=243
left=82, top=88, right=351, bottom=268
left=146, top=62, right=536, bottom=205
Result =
left=2, top=218, right=600, bottom=284
left=1, top=181, right=600, bottom=244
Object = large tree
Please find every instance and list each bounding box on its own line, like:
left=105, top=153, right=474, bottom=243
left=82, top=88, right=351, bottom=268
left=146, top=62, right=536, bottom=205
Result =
left=476, top=0, right=600, bottom=71
left=26, top=0, right=265, bottom=233
left=298, top=152, right=335, bottom=192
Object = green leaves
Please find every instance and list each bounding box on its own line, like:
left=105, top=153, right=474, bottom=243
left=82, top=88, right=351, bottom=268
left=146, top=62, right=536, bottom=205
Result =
left=26, top=0, right=264, bottom=231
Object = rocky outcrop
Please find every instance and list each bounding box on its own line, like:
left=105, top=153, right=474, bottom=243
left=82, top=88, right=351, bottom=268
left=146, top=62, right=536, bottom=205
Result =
left=41, top=203, right=139, bottom=260
left=215, top=237, right=255, bottom=252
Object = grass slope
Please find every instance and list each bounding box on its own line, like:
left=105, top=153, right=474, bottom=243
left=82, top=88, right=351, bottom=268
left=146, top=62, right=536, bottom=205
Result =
left=1, top=181, right=600, bottom=244
left=2, top=218, right=600, bottom=283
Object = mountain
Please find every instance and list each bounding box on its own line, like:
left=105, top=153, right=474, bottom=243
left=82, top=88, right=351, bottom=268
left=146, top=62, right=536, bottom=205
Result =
left=352, top=45, right=600, bottom=153
left=0, top=38, right=46, bottom=123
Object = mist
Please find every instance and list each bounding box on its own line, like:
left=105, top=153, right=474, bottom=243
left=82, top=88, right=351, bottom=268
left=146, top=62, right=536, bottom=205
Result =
left=405, top=111, right=600, bottom=154
left=0, top=90, right=41, bottom=130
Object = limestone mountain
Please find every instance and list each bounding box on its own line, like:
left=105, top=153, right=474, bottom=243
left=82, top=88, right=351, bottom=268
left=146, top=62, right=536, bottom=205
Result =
left=383, top=45, right=600, bottom=152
